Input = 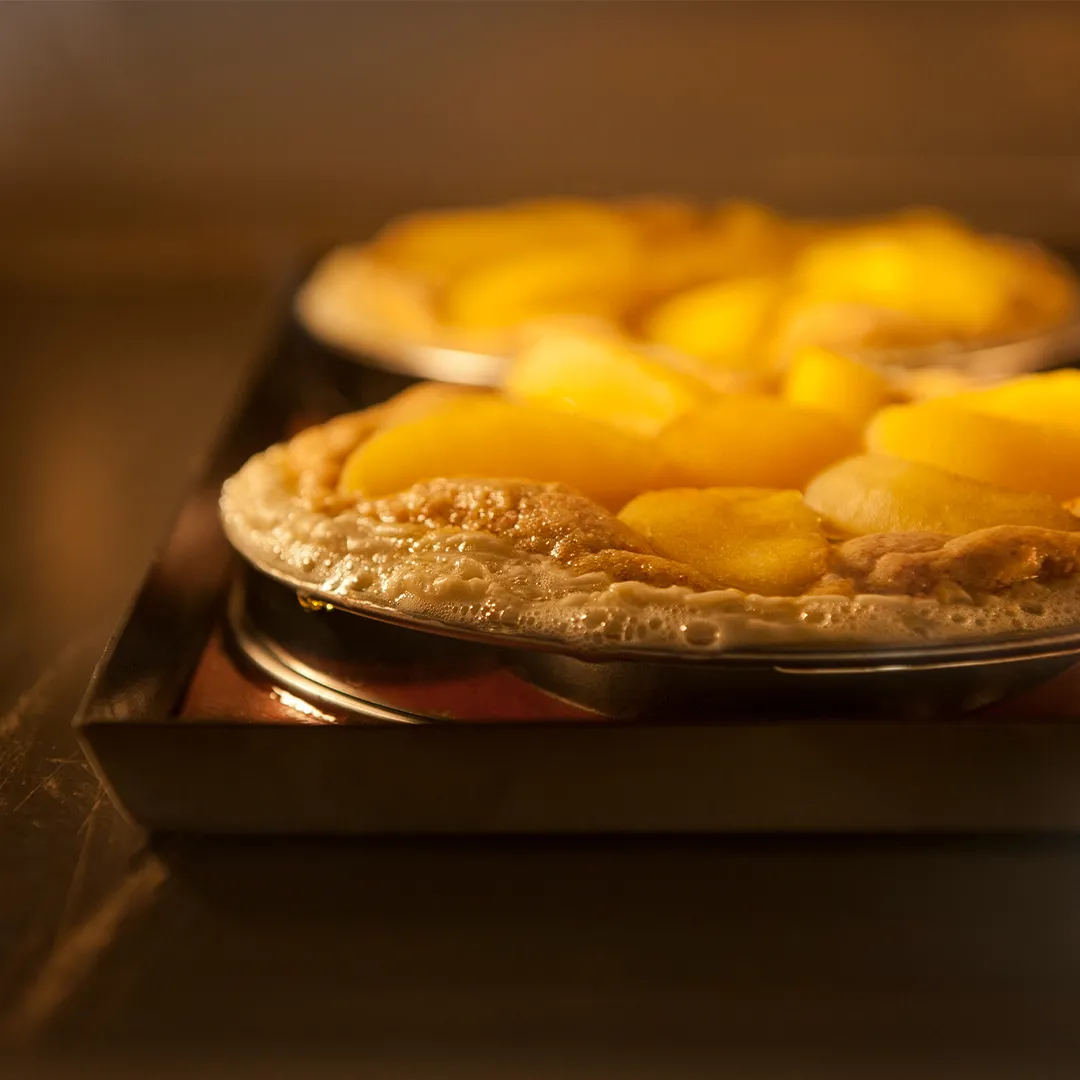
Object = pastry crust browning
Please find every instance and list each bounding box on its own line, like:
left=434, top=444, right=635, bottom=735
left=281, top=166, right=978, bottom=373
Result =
left=826, top=527, right=1080, bottom=597
left=354, top=477, right=719, bottom=590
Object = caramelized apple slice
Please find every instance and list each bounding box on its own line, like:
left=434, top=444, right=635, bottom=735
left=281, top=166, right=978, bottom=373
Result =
left=805, top=454, right=1080, bottom=537
left=948, top=370, right=1080, bottom=431
left=790, top=220, right=1019, bottom=338
left=505, top=330, right=714, bottom=438
left=641, top=276, right=785, bottom=367
left=618, top=488, right=829, bottom=596
left=638, top=202, right=804, bottom=302
left=339, top=396, right=664, bottom=511
left=866, top=401, right=1080, bottom=501
left=440, top=241, right=640, bottom=330
left=658, top=394, right=860, bottom=489
left=371, top=198, right=633, bottom=285
left=781, top=345, right=894, bottom=427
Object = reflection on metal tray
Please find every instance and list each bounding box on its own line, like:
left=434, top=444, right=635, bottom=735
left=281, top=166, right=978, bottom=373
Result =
left=224, top=564, right=601, bottom=725
left=327, top=335, right=510, bottom=387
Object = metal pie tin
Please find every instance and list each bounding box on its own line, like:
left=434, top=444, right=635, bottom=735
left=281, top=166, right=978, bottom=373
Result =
left=230, top=562, right=1080, bottom=721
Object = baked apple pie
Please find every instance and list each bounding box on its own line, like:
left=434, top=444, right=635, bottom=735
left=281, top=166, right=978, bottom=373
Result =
left=296, top=196, right=1078, bottom=380
left=222, top=337, right=1080, bottom=652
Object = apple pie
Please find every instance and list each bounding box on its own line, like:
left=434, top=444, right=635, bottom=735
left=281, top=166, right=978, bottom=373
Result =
left=222, top=339, right=1080, bottom=652
left=296, top=196, right=1078, bottom=379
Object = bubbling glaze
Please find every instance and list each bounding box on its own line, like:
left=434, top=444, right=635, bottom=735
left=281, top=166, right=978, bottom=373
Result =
left=221, top=443, right=1080, bottom=654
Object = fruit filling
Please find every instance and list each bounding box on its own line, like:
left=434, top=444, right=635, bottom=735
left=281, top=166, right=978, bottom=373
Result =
left=291, top=334, right=1080, bottom=600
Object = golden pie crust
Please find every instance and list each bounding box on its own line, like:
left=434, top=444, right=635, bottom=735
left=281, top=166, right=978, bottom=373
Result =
left=221, top=393, right=1080, bottom=652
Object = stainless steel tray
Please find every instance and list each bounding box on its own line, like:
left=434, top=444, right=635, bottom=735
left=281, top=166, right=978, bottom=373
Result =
left=73, top=315, right=1080, bottom=835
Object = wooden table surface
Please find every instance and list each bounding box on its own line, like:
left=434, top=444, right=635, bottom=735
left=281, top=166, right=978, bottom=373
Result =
left=5, top=284, right=1080, bottom=1078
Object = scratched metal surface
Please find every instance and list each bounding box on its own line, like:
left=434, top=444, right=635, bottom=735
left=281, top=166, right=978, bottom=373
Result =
left=8, top=286, right=1080, bottom=1077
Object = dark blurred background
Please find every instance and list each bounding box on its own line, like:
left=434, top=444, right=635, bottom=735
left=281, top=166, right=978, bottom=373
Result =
left=6, top=0, right=1080, bottom=708
left=3, top=1, right=1080, bottom=290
